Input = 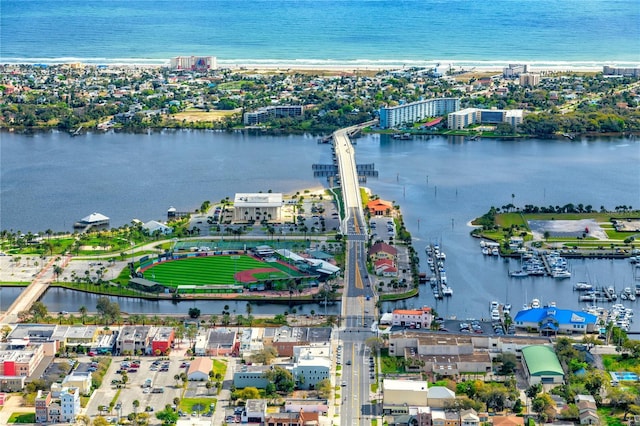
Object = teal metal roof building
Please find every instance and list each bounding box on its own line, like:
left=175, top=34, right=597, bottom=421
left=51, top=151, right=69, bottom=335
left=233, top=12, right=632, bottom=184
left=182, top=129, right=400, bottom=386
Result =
left=521, top=345, right=564, bottom=385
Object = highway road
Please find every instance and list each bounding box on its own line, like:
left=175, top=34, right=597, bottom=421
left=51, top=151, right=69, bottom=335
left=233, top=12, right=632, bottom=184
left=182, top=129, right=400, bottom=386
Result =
left=332, top=123, right=381, bottom=426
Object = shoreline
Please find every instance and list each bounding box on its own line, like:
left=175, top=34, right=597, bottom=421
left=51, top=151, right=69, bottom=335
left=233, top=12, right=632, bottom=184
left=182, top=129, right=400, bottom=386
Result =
left=3, top=58, right=637, bottom=73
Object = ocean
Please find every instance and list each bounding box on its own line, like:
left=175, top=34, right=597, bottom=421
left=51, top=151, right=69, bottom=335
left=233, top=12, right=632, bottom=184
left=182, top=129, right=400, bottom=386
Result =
left=1, top=0, right=639, bottom=68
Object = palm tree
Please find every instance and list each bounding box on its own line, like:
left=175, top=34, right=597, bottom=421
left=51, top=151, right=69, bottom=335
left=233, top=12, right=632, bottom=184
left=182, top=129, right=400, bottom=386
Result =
left=79, top=306, right=87, bottom=324
left=132, top=399, right=139, bottom=414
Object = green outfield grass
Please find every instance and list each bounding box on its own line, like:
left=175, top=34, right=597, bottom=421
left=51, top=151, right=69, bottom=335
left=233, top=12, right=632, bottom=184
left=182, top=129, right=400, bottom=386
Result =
left=142, top=255, right=291, bottom=287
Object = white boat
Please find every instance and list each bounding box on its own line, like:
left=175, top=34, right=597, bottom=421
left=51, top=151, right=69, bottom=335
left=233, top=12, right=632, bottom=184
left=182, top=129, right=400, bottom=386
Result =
left=482, top=247, right=490, bottom=255
left=574, top=282, right=593, bottom=291
left=530, top=298, right=541, bottom=309
left=490, top=301, right=499, bottom=311
left=442, top=286, right=453, bottom=296
left=491, top=309, right=501, bottom=321
left=509, top=270, right=529, bottom=277
left=491, top=248, right=499, bottom=256
left=503, top=304, right=512, bottom=314
left=552, top=269, right=572, bottom=279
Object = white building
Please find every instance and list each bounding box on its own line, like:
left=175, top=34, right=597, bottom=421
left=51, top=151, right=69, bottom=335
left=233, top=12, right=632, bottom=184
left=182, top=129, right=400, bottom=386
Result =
left=293, top=354, right=331, bottom=390
left=60, top=387, right=80, bottom=422
left=391, top=307, right=432, bottom=329
left=142, top=220, right=173, bottom=235
left=233, top=193, right=283, bottom=222
left=379, top=98, right=460, bottom=129
left=447, top=108, right=524, bottom=130
left=243, top=105, right=304, bottom=125
left=61, top=372, right=92, bottom=395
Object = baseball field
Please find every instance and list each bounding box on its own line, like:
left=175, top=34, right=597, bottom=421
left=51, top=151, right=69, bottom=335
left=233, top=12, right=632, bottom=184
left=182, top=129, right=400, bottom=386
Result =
left=141, top=254, right=299, bottom=287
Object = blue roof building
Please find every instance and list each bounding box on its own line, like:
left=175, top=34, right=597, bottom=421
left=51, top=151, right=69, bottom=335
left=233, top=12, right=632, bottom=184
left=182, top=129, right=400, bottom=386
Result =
left=513, top=307, right=598, bottom=335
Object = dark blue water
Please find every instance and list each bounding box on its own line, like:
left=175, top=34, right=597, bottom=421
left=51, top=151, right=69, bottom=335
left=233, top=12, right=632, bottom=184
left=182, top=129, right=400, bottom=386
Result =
left=2, top=131, right=640, bottom=327
left=2, top=0, right=638, bottom=66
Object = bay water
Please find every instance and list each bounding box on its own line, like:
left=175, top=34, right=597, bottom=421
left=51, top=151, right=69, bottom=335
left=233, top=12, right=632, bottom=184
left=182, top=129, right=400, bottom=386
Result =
left=2, top=131, right=640, bottom=329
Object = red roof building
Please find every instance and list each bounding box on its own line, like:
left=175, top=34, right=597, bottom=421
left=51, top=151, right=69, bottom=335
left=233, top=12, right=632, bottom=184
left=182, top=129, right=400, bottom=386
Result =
left=366, top=199, right=393, bottom=216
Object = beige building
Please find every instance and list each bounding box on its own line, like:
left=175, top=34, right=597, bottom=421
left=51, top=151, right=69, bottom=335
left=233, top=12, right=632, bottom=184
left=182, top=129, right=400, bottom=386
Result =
left=519, top=73, right=540, bottom=87
left=383, top=379, right=428, bottom=413
left=233, top=193, right=283, bottom=222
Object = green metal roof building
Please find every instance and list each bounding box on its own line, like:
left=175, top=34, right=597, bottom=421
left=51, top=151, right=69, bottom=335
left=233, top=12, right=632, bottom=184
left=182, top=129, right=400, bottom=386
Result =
left=521, top=345, right=564, bottom=385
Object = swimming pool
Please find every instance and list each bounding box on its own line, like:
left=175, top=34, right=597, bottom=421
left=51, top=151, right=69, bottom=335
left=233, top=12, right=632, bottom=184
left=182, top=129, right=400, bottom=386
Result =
left=610, top=372, right=639, bottom=382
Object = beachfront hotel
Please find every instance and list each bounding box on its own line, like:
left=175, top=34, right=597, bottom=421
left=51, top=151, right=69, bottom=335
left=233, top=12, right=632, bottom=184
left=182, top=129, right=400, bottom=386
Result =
left=378, top=98, right=460, bottom=129
left=170, top=56, right=217, bottom=71
left=447, top=107, right=524, bottom=130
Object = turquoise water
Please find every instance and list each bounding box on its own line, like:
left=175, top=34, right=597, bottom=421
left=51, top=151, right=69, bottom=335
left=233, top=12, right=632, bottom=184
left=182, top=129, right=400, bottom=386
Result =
left=1, top=0, right=639, bottom=66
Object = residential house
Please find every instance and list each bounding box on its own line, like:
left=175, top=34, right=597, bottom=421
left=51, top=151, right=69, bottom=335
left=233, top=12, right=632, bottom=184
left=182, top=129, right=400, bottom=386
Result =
left=60, top=387, right=80, bottom=422
left=35, top=390, right=51, bottom=423
left=460, top=409, right=480, bottom=425
left=578, top=400, right=599, bottom=425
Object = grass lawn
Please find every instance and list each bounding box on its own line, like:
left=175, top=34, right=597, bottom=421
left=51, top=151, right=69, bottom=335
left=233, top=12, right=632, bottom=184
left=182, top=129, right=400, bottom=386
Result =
left=143, top=255, right=288, bottom=286
left=8, top=413, right=35, bottom=424
left=380, top=348, right=403, bottom=374
left=212, top=359, right=227, bottom=378
left=597, top=407, right=626, bottom=426
left=495, top=213, right=528, bottom=228
left=602, top=354, right=640, bottom=372
left=179, top=397, right=216, bottom=413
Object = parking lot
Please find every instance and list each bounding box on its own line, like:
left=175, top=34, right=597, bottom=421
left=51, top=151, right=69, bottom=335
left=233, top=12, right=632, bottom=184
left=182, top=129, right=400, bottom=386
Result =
left=85, top=356, right=190, bottom=424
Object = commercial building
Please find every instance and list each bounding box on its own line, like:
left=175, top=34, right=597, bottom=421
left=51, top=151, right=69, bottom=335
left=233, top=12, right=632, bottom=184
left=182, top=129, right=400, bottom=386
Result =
left=383, top=379, right=429, bottom=414
left=521, top=345, right=564, bottom=385
left=115, top=325, right=152, bottom=355
left=187, top=357, right=213, bottom=381
left=379, top=98, right=460, bottom=129
left=0, top=344, right=46, bottom=377
left=366, top=199, right=393, bottom=216
left=243, top=105, right=304, bottom=125
left=447, top=108, right=524, bottom=130
left=150, top=327, right=175, bottom=355
left=292, top=354, right=331, bottom=390
left=233, top=365, right=271, bottom=389
left=170, top=56, right=217, bottom=71
left=513, top=307, right=598, bottom=334
left=233, top=193, right=283, bottom=222
left=61, top=371, right=92, bottom=395
left=391, top=307, right=432, bottom=329
left=241, top=399, right=267, bottom=423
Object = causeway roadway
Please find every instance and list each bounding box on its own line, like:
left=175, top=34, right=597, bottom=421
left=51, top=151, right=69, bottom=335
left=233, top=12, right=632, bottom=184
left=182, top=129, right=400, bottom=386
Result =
left=332, top=122, right=381, bottom=426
